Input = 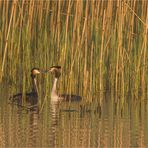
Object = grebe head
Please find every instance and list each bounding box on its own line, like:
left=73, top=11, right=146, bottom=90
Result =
left=31, top=68, right=42, bottom=78
left=49, top=66, right=61, bottom=78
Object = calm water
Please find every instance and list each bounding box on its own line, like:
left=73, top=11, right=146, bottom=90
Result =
left=0, top=84, right=148, bottom=147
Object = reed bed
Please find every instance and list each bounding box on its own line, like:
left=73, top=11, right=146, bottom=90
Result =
left=0, top=0, right=147, bottom=102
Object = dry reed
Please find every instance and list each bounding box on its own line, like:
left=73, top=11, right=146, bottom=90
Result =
left=0, top=1, right=147, bottom=102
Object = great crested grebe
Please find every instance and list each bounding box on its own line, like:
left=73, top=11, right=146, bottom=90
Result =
left=9, top=68, right=44, bottom=106
left=48, top=66, right=82, bottom=102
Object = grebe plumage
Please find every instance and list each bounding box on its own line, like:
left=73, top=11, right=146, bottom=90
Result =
left=9, top=68, right=44, bottom=106
left=49, top=66, right=82, bottom=102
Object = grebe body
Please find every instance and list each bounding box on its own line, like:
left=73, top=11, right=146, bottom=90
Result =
left=9, top=68, right=43, bottom=106
left=49, top=66, right=82, bottom=102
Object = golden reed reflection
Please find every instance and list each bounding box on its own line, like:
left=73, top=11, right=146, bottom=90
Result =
left=0, top=95, right=147, bottom=147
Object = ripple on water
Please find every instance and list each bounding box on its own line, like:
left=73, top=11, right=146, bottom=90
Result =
left=0, top=93, right=148, bottom=147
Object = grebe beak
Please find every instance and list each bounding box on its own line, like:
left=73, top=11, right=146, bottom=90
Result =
left=40, top=70, right=49, bottom=73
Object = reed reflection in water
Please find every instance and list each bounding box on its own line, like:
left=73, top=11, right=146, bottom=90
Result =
left=0, top=89, right=148, bottom=147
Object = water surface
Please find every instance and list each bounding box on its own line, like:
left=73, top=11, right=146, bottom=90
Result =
left=0, top=85, right=148, bottom=147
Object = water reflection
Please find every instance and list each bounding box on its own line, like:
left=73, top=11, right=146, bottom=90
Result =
left=0, top=89, right=148, bottom=147
left=27, top=110, right=39, bottom=147
left=48, top=102, right=59, bottom=147
left=9, top=104, right=39, bottom=147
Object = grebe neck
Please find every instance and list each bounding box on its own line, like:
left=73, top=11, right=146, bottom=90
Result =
left=32, top=77, right=39, bottom=96
left=51, top=78, right=59, bottom=100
